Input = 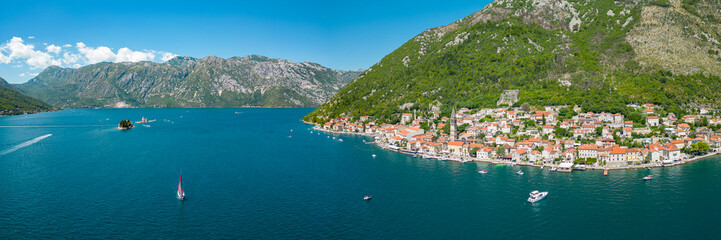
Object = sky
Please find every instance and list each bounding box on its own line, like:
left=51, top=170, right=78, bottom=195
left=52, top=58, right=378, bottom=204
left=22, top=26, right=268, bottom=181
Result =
left=0, top=0, right=492, bottom=84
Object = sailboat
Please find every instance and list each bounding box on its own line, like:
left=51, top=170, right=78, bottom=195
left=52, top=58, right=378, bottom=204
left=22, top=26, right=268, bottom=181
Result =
left=177, top=171, right=185, bottom=200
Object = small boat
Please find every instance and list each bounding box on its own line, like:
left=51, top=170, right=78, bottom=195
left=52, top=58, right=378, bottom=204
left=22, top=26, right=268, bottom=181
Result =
left=550, top=167, right=557, bottom=172
left=647, top=167, right=652, bottom=170
left=290, top=129, right=293, bottom=132
left=479, top=169, right=488, bottom=174
left=527, top=190, right=548, bottom=203
left=364, top=195, right=372, bottom=201
left=517, top=170, right=524, bottom=175
left=332, top=137, right=336, bottom=140
left=177, top=170, right=185, bottom=200
left=604, top=169, right=608, bottom=176
left=338, top=139, right=343, bottom=142
left=643, top=175, right=653, bottom=180
left=372, top=154, right=377, bottom=158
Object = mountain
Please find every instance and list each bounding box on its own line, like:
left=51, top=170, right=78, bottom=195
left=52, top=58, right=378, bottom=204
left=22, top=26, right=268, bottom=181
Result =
left=16, top=55, right=363, bottom=108
left=0, top=77, right=53, bottom=116
left=305, top=0, right=721, bottom=123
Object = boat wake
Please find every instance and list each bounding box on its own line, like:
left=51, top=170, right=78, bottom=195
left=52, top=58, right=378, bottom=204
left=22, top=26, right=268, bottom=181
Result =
left=0, top=134, right=52, bottom=156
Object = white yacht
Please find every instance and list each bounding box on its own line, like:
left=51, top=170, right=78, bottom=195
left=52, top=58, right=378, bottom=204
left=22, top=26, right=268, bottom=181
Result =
left=527, top=190, right=548, bottom=203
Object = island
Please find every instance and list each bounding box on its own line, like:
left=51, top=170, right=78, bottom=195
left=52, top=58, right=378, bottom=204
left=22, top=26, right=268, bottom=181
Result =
left=310, top=104, right=720, bottom=172
left=118, top=120, right=135, bottom=130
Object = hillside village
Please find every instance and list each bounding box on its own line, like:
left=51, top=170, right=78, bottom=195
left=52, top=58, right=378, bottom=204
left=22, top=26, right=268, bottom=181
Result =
left=316, top=104, right=721, bottom=170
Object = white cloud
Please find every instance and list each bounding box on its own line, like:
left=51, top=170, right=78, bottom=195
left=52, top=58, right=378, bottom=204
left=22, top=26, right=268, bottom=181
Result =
left=1, top=37, right=61, bottom=69
left=62, top=52, right=80, bottom=65
left=76, top=42, right=116, bottom=64
left=28, top=36, right=35, bottom=39
left=11, top=64, right=23, bottom=68
left=161, top=52, right=178, bottom=62
left=0, top=51, right=9, bottom=64
left=19, top=72, right=39, bottom=77
left=46, top=44, right=61, bottom=54
left=116, top=47, right=154, bottom=62
left=0, top=37, right=177, bottom=74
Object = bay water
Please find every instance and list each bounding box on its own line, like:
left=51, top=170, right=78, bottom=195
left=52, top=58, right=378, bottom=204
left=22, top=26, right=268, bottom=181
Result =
left=1, top=108, right=720, bottom=239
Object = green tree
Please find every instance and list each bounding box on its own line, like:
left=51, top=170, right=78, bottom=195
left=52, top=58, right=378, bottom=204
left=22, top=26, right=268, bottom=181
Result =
left=496, top=146, right=506, bottom=157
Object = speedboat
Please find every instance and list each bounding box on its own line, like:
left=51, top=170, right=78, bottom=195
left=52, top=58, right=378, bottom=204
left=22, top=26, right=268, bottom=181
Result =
left=517, top=170, right=524, bottom=175
left=550, top=167, right=558, bottom=172
left=479, top=169, right=488, bottom=174
left=338, top=139, right=343, bottom=142
left=527, top=190, right=548, bottom=203
left=372, top=154, right=377, bottom=158
left=364, top=195, right=372, bottom=201
left=643, top=175, right=653, bottom=180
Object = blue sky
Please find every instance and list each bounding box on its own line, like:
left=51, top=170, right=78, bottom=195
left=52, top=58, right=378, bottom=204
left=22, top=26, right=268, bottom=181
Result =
left=0, top=0, right=492, bottom=84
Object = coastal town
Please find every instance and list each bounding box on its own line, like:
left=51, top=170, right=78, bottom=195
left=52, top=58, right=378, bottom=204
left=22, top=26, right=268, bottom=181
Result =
left=314, top=100, right=721, bottom=171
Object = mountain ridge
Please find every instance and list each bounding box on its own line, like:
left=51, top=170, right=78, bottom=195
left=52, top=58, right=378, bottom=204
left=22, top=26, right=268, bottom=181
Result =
left=17, top=55, right=364, bottom=108
left=305, top=0, right=721, bottom=123
left=0, top=76, right=53, bottom=116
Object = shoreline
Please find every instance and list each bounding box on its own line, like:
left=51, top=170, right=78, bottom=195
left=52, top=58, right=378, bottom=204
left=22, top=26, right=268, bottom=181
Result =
left=308, top=124, right=721, bottom=172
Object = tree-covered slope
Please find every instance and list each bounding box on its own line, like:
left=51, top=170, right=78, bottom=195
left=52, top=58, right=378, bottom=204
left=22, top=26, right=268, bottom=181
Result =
left=305, top=0, right=721, bottom=122
left=0, top=77, right=53, bottom=115
left=17, top=55, right=363, bottom=108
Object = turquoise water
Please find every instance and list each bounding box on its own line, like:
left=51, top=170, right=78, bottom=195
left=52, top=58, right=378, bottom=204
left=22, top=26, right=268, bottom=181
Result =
left=1, top=108, right=721, bottom=239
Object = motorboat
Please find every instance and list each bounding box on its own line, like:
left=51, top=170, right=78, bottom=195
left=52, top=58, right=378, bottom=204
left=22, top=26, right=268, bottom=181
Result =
left=643, top=175, right=653, bottom=180
left=550, top=167, right=558, bottom=172
left=338, top=139, right=343, bottom=142
left=517, top=170, right=524, bottom=175
left=364, top=195, right=372, bottom=201
left=372, top=154, right=377, bottom=158
left=527, top=190, right=548, bottom=203
left=479, top=169, right=488, bottom=174
left=604, top=169, right=608, bottom=176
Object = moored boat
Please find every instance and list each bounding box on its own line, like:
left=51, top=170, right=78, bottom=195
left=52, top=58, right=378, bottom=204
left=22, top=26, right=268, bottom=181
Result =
left=550, top=167, right=558, bottom=172
left=479, top=169, right=488, bottom=174
left=527, top=190, right=548, bottom=203
left=643, top=175, right=653, bottom=180
left=604, top=169, right=608, bottom=176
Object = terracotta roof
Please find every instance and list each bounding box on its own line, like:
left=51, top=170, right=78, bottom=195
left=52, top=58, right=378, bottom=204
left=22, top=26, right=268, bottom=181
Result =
left=610, top=147, right=626, bottom=155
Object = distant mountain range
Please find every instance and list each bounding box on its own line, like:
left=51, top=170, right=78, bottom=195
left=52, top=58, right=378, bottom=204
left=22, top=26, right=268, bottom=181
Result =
left=0, top=77, right=53, bottom=116
left=16, top=55, right=363, bottom=108
left=305, top=0, right=721, bottom=122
